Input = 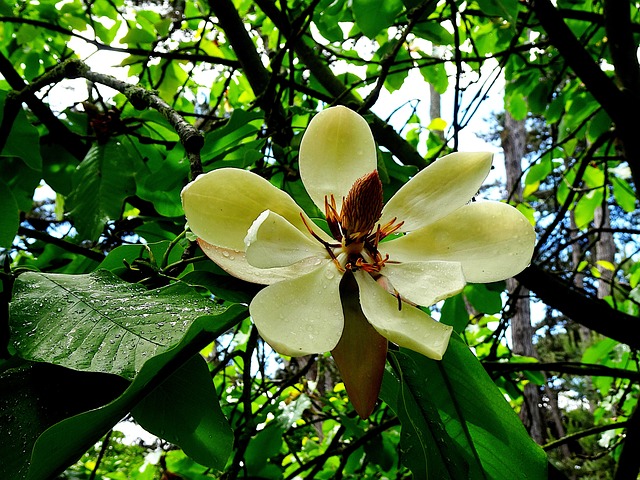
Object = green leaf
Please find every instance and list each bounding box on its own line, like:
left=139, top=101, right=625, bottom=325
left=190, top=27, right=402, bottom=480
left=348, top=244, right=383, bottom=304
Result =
left=10, top=270, right=222, bottom=379
left=137, top=144, right=189, bottom=218
left=475, top=0, right=519, bottom=22
left=67, top=140, right=141, bottom=240
left=383, top=339, right=547, bottom=479
left=0, top=156, right=41, bottom=212
left=22, top=305, right=246, bottom=480
left=120, top=25, right=157, bottom=44
left=40, top=142, right=79, bottom=196
left=414, top=22, right=454, bottom=45
left=506, top=91, right=527, bottom=120
left=440, top=293, right=470, bottom=332
left=0, top=177, right=20, bottom=247
left=352, top=0, right=403, bottom=38
left=0, top=91, right=43, bottom=170
left=573, top=188, right=604, bottom=229
left=0, top=359, right=128, bottom=480
left=315, top=11, right=345, bottom=42
left=420, top=62, right=449, bottom=94
left=132, top=354, right=233, bottom=470
left=464, top=283, right=503, bottom=314
left=612, top=176, right=636, bottom=213
left=200, top=109, right=264, bottom=165
left=97, top=240, right=184, bottom=277
left=16, top=243, right=100, bottom=275
left=383, top=351, right=470, bottom=479
left=525, top=154, right=553, bottom=185
left=244, top=424, right=286, bottom=476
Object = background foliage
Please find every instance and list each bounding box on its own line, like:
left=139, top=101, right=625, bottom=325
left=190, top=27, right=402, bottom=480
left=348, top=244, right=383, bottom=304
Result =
left=1, top=0, right=639, bottom=478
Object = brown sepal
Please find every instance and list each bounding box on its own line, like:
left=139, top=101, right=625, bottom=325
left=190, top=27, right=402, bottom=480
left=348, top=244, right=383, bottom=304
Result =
left=331, top=273, right=388, bottom=418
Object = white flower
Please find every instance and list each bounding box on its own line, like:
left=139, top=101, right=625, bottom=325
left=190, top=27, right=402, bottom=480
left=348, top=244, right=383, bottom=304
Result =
left=181, top=106, right=535, bottom=417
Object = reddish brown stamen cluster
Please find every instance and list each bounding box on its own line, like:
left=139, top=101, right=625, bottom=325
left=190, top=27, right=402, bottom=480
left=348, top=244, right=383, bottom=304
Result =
left=341, top=171, right=383, bottom=245
left=301, top=170, right=404, bottom=275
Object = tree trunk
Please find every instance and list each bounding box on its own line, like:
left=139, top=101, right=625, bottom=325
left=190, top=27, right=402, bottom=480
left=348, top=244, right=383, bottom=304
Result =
left=594, top=202, right=615, bottom=299
left=501, top=112, right=545, bottom=444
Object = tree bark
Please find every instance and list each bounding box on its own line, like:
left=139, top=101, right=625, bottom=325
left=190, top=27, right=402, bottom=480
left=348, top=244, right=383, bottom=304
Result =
left=594, top=203, right=615, bottom=299
left=502, top=112, right=545, bottom=444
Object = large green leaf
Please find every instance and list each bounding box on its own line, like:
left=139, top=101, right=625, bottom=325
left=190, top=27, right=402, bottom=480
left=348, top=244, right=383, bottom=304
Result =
left=382, top=352, right=471, bottom=480
left=22, top=305, right=245, bottom=480
left=0, top=359, right=128, bottom=480
left=382, top=338, right=547, bottom=479
left=0, top=90, right=43, bottom=170
left=0, top=177, right=19, bottom=247
left=199, top=109, right=264, bottom=166
left=132, top=354, right=233, bottom=471
left=351, top=0, right=403, bottom=38
left=67, top=140, right=142, bottom=240
left=137, top=144, right=189, bottom=218
left=10, top=270, right=221, bottom=379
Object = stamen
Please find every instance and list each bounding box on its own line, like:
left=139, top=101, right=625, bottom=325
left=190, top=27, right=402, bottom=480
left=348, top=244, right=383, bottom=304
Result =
left=324, top=195, right=343, bottom=241
left=299, top=213, right=345, bottom=272
left=340, top=171, right=383, bottom=243
left=377, top=217, right=405, bottom=242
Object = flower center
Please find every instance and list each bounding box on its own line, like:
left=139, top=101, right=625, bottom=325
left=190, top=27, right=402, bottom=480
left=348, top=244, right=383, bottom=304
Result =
left=302, top=171, right=404, bottom=274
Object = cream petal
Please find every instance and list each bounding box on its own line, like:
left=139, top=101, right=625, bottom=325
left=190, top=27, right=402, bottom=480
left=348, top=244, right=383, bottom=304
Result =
left=244, top=210, right=329, bottom=268
left=198, top=239, right=328, bottom=285
left=354, top=271, right=453, bottom=360
left=379, top=152, right=493, bottom=232
left=299, top=106, right=377, bottom=213
left=382, top=201, right=535, bottom=283
left=182, top=168, right=325, bottom=251
left=382, top=261, right=466, bottom=307
left=250, top=262, right=345, bottom=356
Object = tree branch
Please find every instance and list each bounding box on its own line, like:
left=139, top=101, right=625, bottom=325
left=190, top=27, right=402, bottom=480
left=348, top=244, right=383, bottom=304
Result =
left=516, top=264, right=640, bottom=350
left=0, top=16, right=240, bottom=67
left=528, top=0, right=640, bottom=197
left=484, top=360, right=640, bottom=382
left=256, top=0, right=429, bottom=168
left=13, top=59, right=205, bottom=177
left=0, top=52, right=88, bottom=160
left=208, top=0, right=292, bottom=146
left=615, top=400, right=640, bottom=479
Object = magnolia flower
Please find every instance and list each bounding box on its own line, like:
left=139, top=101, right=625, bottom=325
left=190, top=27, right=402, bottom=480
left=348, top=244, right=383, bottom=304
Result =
left=181, top=106, right=535, bottom=417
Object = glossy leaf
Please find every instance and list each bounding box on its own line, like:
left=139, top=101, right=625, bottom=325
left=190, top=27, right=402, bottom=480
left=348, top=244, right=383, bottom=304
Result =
left=22, top=305, right=245, bottom=480
left=10, top=270, right=222, bottom=379
left=67, top=141, right=142, bottom=240
left=0, top=359, right=128, bottom=480
left=352, top=0, right=403, bottom=38
left=132, top=354, right=233, bottom=470
left=382, top=338, right=548, bottom=479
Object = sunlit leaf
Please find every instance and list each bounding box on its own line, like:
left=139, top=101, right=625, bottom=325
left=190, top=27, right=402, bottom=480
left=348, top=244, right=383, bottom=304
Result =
left=352, top=0, right=403, bottom=38
left=612, top=176, right=636, bottom=213
left=10, top=270, right=223, bottom=379
left=464, top=283, right=503, bottom=315
left=22, top=305, right=246, bottom=480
